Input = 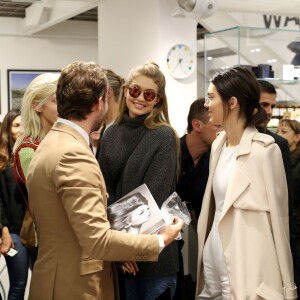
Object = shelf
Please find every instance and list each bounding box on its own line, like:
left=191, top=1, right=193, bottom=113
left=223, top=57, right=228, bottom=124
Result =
left=203, top=26, right=300, bottom=104
left=257, top=78, right=300, bottom=85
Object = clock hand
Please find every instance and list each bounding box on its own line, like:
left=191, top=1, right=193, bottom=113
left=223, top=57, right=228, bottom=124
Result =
left=173, top=60, right=180, bottom=72
left=179, top=58, right=184, bottom=72
left=173, top=58, right=183, bottom=73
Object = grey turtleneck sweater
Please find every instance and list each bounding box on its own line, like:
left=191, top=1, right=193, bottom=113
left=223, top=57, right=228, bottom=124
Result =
left=98, top=113, right=179, bottom=278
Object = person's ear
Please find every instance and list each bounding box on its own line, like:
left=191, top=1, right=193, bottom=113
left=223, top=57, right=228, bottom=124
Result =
left=154, top=96, right=161, bottom=106
left=229, top=96, right=238, bottom=110
left=295, top=133, right=300, bottom=144
left=33, top=102, right=43, bottom=113
left=123, top=86, right=128, bottom=97
left=192, top=119, right=202, bottom=133
left=93, top=96, right=103, bottom=112
left=107, top=87, right=113, bottom=101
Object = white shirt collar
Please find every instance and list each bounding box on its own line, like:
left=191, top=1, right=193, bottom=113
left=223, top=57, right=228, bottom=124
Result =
left=57, top=118, right=90, bottom=146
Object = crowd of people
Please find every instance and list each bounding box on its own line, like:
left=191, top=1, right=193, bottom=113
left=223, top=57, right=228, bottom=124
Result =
left=0, top=61, right=299, bottom=300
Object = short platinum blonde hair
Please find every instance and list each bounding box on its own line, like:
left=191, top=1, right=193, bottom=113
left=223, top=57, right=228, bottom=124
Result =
left=14, top=72, right=60, bottom=151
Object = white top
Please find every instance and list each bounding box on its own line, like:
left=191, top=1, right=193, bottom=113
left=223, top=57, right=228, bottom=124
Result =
left=200, top=143, right=239, bottom=297
left=213, top=143, right=239, bottom=213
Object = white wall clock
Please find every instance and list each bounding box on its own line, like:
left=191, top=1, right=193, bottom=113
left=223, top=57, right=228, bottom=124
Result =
left=166, top=44, right=195, bottom=79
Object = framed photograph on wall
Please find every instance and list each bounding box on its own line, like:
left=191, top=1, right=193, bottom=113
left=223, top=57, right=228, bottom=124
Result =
left=0, top=69, right=1, bottom=115
left=7, top=69, right=60, bottom=110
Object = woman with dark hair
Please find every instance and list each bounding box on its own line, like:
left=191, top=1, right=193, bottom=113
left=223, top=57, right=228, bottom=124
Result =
left=0, top=109, right=30, bottom=300
left=196, top=66, right=296, bottom=299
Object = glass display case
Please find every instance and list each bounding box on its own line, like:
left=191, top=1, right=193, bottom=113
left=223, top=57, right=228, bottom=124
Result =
left=203, top=26, right=300, bottom=120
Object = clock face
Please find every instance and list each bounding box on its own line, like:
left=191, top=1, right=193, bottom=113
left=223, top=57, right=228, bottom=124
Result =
left=166, top=44, right=195, bottom=79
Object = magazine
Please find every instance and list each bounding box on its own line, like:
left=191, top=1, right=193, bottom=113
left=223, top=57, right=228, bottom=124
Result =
left=107, top=184, right=166, bottom=235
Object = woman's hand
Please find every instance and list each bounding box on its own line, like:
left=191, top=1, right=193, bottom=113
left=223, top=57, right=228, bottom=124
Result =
left=159, top=216, right=184, bottom=247
left=120, top=261, right=139, bottom=275
left=1, top=226, right=14, bottom=255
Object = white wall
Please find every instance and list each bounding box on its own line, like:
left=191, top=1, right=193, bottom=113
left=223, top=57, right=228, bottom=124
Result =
left=0, top=18, right=98, bottom=121
left=0, top=17, right=98, bottom=298
left=98, top=0, right=197, bottom=136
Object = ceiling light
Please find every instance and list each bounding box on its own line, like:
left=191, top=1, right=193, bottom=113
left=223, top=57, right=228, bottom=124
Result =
left=250, top=48, right=261, bottom=53
left=12, top=0, right=41, bottom=2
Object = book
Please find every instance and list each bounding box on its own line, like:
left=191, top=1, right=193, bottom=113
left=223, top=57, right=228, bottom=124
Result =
left=107, top=184, right=166, bottom=235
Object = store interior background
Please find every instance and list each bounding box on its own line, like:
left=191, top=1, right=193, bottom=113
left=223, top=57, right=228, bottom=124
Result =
left=0, top=0, right=299, bottom=298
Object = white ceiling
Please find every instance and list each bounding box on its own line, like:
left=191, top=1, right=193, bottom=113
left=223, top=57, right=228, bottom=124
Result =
left=0, top=0, right=98, bottom=31
left=0, top=0, right=299, bottom=36
left=219, top=0, right=300, bottom=17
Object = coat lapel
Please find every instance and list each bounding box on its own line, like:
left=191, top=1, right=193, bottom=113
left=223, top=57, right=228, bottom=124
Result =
left=218, top=127, right=257, bottom=220
left=210, top=131, right=227, bottom=176
left=220, top=169, right=250, bottom=220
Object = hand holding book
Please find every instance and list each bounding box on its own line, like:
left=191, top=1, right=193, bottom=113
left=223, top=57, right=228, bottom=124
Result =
left=158, top=216, right=184, bottom=247
left=107, top=184, right=190, bottom=237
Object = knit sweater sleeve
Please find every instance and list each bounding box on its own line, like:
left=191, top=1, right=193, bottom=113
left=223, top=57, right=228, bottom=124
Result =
left=18, top=147, right=35, bottom=181
left=143, top=127, right=177, bottom=208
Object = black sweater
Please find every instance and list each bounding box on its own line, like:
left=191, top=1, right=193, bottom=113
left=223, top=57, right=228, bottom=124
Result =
left=99, top=113, right=179, bottom=278
left=0, top=165, right=26, bottom=233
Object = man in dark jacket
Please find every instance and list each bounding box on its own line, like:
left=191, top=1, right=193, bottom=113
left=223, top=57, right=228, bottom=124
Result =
left=174, top=98, right=221, bottom=300
left=258, top=80, right=295, bottom=230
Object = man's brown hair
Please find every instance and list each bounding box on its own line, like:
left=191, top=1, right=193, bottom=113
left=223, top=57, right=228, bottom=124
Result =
left=57, top=61, right=108, bottom=120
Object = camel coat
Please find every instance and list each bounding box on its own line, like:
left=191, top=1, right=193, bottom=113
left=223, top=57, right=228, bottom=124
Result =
left=26, top=122, right=160, bottom=300
left=196, top=126, right=297, bottom=300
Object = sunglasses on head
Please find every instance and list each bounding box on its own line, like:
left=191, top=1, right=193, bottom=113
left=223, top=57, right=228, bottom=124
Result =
left=128, top=85, right=157, bottom=102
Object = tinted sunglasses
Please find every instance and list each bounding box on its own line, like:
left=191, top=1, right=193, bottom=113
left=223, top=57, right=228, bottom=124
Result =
left=128, top=85, right=157, bottom=102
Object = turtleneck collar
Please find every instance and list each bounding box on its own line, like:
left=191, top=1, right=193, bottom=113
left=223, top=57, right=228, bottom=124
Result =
left=123, top=113, right=149, bottom=128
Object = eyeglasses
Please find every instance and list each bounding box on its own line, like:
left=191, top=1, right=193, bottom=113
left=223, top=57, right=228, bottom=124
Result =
left=205, top=96, right=214, bottom=106
left=128, top=85, right=157, bottom=102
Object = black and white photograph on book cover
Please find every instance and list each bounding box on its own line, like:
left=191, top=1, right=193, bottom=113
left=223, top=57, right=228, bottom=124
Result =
left=107, top=184, right=166, bottom=235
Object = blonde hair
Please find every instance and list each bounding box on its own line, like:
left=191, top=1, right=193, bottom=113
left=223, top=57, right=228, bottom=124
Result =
left=117, top=62, right=181, bottom=178
left=104, top=69, right=124, bottom=102
left=14, top=73, right=60, bottom=151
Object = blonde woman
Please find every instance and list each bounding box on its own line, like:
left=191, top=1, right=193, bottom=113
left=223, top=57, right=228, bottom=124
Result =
left=99, top=62, right=180, bottom=300
left=13, top=73, right=59, bottom=259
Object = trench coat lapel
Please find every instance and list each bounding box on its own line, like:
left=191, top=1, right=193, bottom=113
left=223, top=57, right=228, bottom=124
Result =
left=210, top=131, right=227, bottom=176
left=217, top=127, right=257, bottom=220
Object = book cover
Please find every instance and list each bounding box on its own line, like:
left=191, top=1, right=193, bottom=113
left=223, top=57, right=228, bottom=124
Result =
left=107, top=184, right=166, bottom=235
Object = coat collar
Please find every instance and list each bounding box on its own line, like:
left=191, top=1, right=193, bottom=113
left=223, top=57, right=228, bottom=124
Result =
left=210, top=126, right=259, bottom=221
left=212, top=126, right=258, bottom=159
left=51, top=122, right=91, bottom=151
